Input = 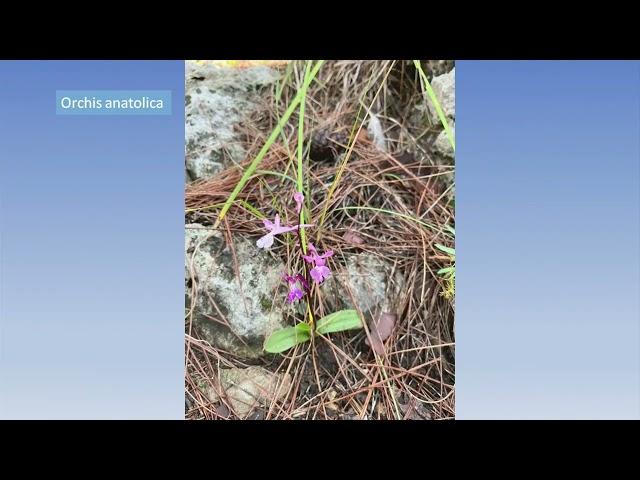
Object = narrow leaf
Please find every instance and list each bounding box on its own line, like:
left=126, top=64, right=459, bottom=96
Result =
left=435, top=243, right=456, bottom=257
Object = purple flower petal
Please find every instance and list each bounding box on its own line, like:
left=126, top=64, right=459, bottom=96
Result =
left=310, top=265, right=331, bottom=284
left=303, top=243, right=333, bottom=269
left=256, top=233, right=274, bottom=249
left=307, top=242, right=318, bottom=256
left=258, top=213, right=314, bottom=251
left=273, top=225, right=300, bottom=235
left=263, top=218, right=275, bottom=230
left=295, top=274, right=309, bottom=291
left=287, top=286, right=304, bottom=303
left=320, top=249, right=334, bottom=259
left=283, top=272, right=309, bottom=303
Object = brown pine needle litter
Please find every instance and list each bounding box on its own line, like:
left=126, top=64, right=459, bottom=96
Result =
left=185, top=60, right=455, bottom=420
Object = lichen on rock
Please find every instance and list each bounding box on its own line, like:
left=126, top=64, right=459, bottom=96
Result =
left=426, top=67, right=455, bottom=126
left=185, top=60, right=282, bottom=182
left=324, top=253, right=405, bottom=323
left=185, top=224, right=287, bottom=359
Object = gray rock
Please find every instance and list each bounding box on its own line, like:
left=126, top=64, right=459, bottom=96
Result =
left=409, top=66, right=455, bottom=146
left=427, top=67, right=455, bottom=125
left=433, top=120, right=455, bottom=160
left=324, top=253, right=405, bottom=321
left=202, top=366, right=292, bottom=418
left=185, top=224, right=287, bottom=358
left=423, top=60, right=455, bottom=78
left=185, top=61, right=282, bottom=182
left=433, top=123, right=455, bottom=199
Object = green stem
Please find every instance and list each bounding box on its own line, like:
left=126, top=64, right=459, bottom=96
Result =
left=214, top=60, right=325, bottom=228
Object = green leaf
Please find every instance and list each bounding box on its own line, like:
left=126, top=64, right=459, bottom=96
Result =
left=437, top=266, right=455, bottom=275
left=444, top=224, right=455, bottom=236
left=435, top=243, right=456, bottom=257
left=264, top=323, right=311, bottom=353
left=316, top=309, right=363, bottom=335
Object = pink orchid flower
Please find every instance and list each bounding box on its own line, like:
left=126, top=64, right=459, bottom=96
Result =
left=302, top=242, right=334, bottom=284
left=283, top=272, right=309, bottom=303
left=256, top=214, right=313, bottom=250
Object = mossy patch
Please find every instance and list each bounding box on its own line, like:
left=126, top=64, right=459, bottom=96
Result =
left=259, top=295, right=273, bottom=313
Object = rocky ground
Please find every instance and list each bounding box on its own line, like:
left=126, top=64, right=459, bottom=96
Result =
left=185, top=60, right=455, bottom=420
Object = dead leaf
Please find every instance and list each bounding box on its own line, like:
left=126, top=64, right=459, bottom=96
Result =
left=356, top=129, right=370, bottom=142
left=365, top=312, right=396, bottom=355
left=343, top=229, right=365, bottom=244
left=216, top=404, right=230, bottom=418
left=326, top=390, right=339, bottom=411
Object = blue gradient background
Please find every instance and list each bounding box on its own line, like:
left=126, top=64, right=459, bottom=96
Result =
left=457, top=61, right=640, bottom=419
left=0, top=61, right=185, bottom=419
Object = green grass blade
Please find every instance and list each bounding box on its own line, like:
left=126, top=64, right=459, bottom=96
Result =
left=214, top=60, right=325, bottom=228
left=274, top=60, right=294, bottom=109
left=413, top=60, right=455, bottom=152
left=297, top=61, right=311, bottom=193
left=185, top=199, right=265, bottom=219
left=238, top=200, right=265, bottom=219
left=297, top=61, right=313, bottom=254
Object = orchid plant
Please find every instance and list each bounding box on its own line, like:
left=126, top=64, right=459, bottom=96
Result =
left=258, top=192, right=363, bottom=353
